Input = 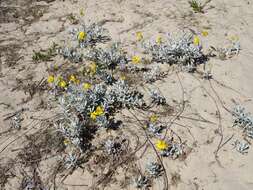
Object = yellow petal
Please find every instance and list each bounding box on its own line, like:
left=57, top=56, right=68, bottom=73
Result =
left=90, top=112, right=97, bottom=120
left=69, top=75, right=76, bottom=82
left=95, top=106, right=104, bottom=115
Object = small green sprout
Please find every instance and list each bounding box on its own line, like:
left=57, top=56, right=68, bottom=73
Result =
left=189, top=0, right=204, bottom=13
left=32, top=43, right=58, bottom=62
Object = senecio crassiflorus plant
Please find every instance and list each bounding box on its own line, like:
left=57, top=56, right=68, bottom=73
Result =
left=48, top=23, right=191, bottom=170
left=143, top=33, right=207, bottom=72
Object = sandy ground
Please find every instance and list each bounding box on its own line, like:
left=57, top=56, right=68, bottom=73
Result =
left=1, top=0, right=253, bottom=189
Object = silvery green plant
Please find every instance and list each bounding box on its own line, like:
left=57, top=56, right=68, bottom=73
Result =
left=144, top=33, right=206, bottom=71
left=104, top=138, right=125, bottom=155
left=149, top=89, right=166, bottom=105
left=160, top=140, right=184, bottom=159
left=232, top=105, right=253, bottom=138
left=64, top=151, right=78, bottom=169
left=232, top=140, right=250, bottom=155
left=146, top=162, right=163, bottom=177
left=106, top=80, right=144, bottom=109
left=134, top=175, right=150, bottom=189
left=215, top=41, right=240, bottom=59
left=203, top=70, right=213, bottom=80
left=70, top=23, right=111, bottom=48
left=10, top=113, right=22, bottom=129
left=143, top=66, right=163, bottom=83
left=56, top=81, right=144, bottom=151
left=57, top=116, right=83, bottom=149
left=84, top=43, right=128, bottom=70
left=146, top=122, right=164, bottom=136
left=58, top=47, right=83, bottom=63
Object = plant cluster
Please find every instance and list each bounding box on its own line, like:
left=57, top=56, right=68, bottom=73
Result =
left=155, top=139, right=184, bottom=159
left=84, top=43, right=128, bottom=70
left=143, top=33, right=207, bottom=72
left=146, top=161, right=163, bottom=177
left=45, top=22, right=201, bottom=188
left=232, top=140, right=250, bottom=154
left=232, top=105, right=253, bottom=139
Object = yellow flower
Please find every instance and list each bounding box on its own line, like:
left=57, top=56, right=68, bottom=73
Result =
left=78, top=31, right=87, bottom=41
left=156, top=36, right=162, bottom=44
left=69, top=75, right=77, bottom=82
left=201, top=30, right=208, bottom=37
left=59, top=80, right=67, bottom=88
left=83, top=82, right=91, bottom=90
left=64, top=139, right=70, bottom=146
left=120, top=75, right=126, bottom=80
left=95, top=106, right=104, bottom=115
left=230, top=35, right=239, bottom=41
left=90, top=106, right=105, bottom=120
left=132, top=55, right=141, bottom=64
left=150, top=114, right=158, bottom=123
left=136, top=31, right=143, bottom=41
left=89, top=62, right=97, bottom=75
left=53, top=65, right=58, bottom=70
left=75, top=79, right=80, bottom=84
left=47, top=75, right=55, bottom=83
left=155, top=140, right=169, bottom=151
left=193, top=35, right=200, bottom=46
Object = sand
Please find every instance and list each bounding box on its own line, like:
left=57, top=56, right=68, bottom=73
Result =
left=1, top=0, right=253, bottom=189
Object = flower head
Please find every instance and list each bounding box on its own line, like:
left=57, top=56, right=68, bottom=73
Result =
left=132, top=55, right=141, bottom=64
left=83, top=82, right=91, bottom=90
left=193, top=35, right=200, bottom=46
left=150, top=114, right=158, bottom=123
left=95, top=106, right=104, bottom=115
left=89, top=62, right=97, bottom=75
left=136, top=31, right=143, bottom=41
left=155, top=140, right=168, bottom=151
left=47, top=75, right=55, bottom=83
left=230, top=35, right=239, bottom=41
left=69, top=75, right=76, bottom=82
left=201, top=30, right=208, bottom=37
left=90, top=106, right=105, bottom=120
left=59, top=80, right=67, bottom=88
left=64, top=139, right=70, bottom=146
left=120, top=75, right=126, bottom=80
left=156, top=36, right=162, bottom=44
left=78, top=31, right=87, bottom=41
